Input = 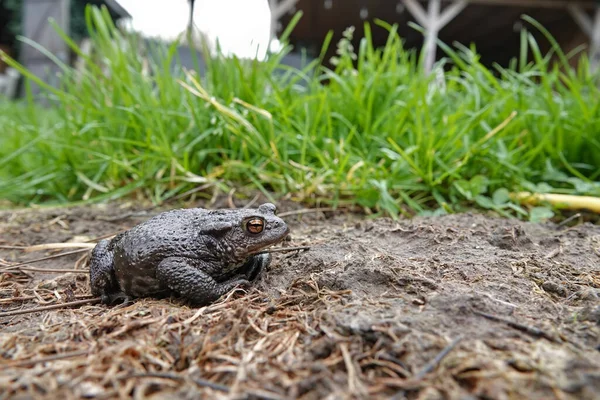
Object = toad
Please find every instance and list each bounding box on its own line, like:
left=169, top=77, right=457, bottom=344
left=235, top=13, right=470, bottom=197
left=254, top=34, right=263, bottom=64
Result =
left=89, top=203, right=289, bottom=306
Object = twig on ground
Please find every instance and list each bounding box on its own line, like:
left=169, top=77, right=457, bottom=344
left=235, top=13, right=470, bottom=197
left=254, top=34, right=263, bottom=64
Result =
left=227, top=188, right=237, bottom=209
left=106, top=317, right=162, bottom=339
left=378, top=354, right=412, bottom=377
left=544, top=246, right=563, bottom=259
left=0, top=296, right=37, bottom=304
left=244, top=389, right=289, bottom=400
left=278, top=207, right=337, bottom=217
left=257, top=246, right=311, bottom=255
left=4, top=349, right=89, bottom=368
left=414, top=335, right=463, bottom=379
left=86, top=231, right=123, bottom=242
left=473, top=310, right=561, bottom=343
left=0, top=249, right=91, bottom=272
left=340, top=342, right=367, bottom=396
left=474, top=291, right=518, bottom=309
left=1, top=232, right=118, bottom=255
left=17, top=267, right=88, bottom=274
left=122, top=372, right=230, bottom=393
left=1, top=298, right=101, bottom=317
left=0, top=294, right=94, bottom=305
left=96, top=211, right=155, bottom=222
left=243, top=193, right=261, bottom=209
left=556, top=213, right=582, bottom=229
left=74, top=252, right=90, bottom=269
left=24, top=243, right=96, bottom=252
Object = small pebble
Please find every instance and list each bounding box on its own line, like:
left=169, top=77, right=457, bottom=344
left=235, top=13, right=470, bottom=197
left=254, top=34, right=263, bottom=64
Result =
left=413, top=298, right=425, bottom=306
left=579, top=305, right=600, bottom=324
left=508, top=358, right=534, bottom=372
left=542, top=281, right=568, bottom=297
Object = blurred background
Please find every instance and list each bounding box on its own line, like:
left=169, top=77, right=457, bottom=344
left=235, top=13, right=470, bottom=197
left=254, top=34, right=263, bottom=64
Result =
left=1, top=0, right=599, bottom=218
left=1, top=0, right=598, bottom=99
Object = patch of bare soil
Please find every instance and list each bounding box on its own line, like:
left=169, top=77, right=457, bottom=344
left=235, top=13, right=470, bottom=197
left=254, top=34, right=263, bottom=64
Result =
left=1, top=200, right=599, bottom=399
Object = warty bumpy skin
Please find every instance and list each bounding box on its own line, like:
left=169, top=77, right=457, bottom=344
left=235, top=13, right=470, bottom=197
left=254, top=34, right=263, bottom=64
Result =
left=88, top=203, right=289, bottom=306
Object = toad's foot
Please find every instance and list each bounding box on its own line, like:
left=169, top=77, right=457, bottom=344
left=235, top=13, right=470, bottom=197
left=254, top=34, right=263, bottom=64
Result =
left=241, top=253, right=272, bottom=281
left=101, top=291, right=135, bottom=306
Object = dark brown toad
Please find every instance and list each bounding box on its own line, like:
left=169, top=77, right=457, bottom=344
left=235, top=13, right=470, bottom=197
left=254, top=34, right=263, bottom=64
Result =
left=89, top=203, right=289, bottom=305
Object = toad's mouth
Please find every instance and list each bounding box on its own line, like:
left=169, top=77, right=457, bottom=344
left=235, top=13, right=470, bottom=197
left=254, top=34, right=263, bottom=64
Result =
left=239, top=233, right=288, bottom=258
left=246, top=235, right=289, bottom=256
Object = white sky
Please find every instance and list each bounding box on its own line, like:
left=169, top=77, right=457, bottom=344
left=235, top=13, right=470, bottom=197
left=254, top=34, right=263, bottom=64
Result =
left=117, top=0, right=273, bottom=58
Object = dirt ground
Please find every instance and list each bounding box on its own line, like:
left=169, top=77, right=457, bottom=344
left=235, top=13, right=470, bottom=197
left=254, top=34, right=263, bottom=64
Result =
left=0, top=198, right=599, bottom=400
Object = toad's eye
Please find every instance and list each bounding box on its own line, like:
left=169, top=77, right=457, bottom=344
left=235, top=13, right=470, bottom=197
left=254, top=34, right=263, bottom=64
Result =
left=246, top=218, right=265, bottom=234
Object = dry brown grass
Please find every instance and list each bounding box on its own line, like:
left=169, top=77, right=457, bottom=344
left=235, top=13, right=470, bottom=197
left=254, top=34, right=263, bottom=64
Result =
left=1, top=277, right=418, bottom=399
left=1, top=202, right=599, bottom=399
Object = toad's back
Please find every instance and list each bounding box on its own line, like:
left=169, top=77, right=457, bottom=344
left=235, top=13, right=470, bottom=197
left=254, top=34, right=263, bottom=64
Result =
left=112, top=208, right=220, bottom=268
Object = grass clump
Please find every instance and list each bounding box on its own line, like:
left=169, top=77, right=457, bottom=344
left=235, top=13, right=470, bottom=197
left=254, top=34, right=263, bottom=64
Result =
left=1, top=5, right=599, bottom=219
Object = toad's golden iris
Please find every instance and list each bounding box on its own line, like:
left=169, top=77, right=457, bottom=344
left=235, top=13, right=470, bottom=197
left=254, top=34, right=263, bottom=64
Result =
left=246, top=218, right=265, bottom=234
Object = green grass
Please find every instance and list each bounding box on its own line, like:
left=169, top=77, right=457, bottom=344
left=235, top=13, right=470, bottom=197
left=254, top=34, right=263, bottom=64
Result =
left=1, top=5, right=599, bottom=219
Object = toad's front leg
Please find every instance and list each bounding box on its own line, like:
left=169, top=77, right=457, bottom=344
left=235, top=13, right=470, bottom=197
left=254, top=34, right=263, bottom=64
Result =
left=156, top=257, right=251, bottom=306
left=240, top=253, right=272, bottom=281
